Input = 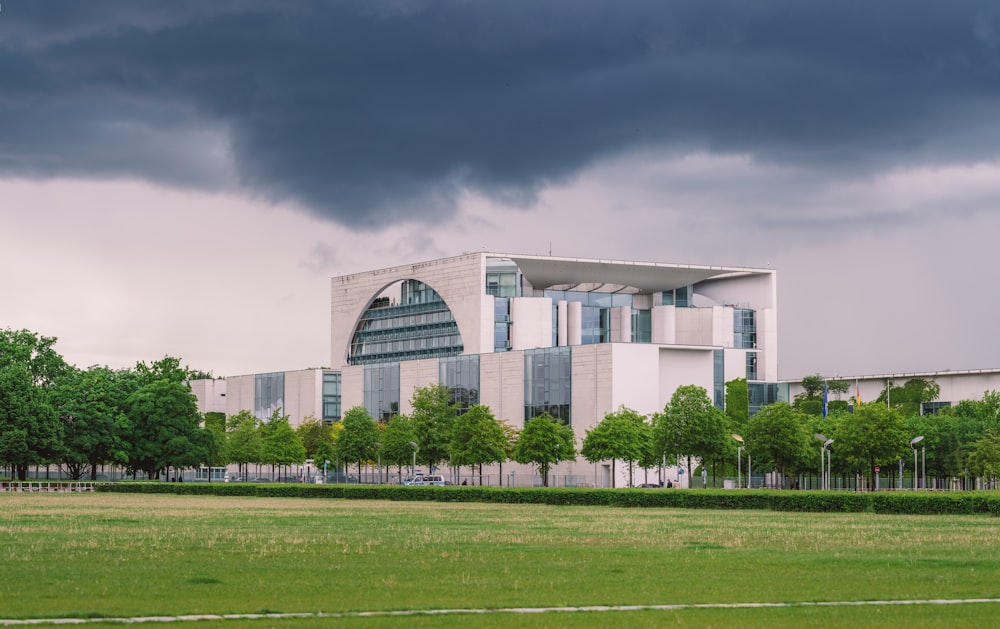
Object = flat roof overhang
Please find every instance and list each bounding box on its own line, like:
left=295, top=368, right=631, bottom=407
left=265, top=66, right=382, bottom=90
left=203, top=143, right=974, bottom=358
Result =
left=495, top=253, right=771, bottom=293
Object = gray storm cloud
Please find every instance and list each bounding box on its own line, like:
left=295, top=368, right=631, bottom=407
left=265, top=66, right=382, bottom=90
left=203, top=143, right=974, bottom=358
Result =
left=2, top=0, right=999, bottom=227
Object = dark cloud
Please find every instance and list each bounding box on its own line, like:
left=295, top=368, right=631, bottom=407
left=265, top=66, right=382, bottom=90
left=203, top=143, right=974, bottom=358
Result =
left=2, top=1, right=1000, bottom=226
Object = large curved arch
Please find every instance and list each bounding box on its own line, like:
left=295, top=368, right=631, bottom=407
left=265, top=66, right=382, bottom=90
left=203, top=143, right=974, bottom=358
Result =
left=331, top=254, right=487, bottom=367
left=346, top=278, right=464, bottom=365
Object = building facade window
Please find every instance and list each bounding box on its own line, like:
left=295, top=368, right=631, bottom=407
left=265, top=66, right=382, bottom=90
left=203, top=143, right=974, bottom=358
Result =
left=254, top=372, right=285, bottom=420
left=748, top=382, right=780, bottom=416
left=746, top=352, right=758, bottom=381
left=494, top=297, right=510, bottom=352
left=322, top=371, right=342, bottom=425
left=349, top=280, right=463, bottom=365
left=921, top=401, right=951, bottom=416
left=631, top=309, right=651, bottom=343
left=734, top=309, right=757, bottom=349
left=524, top=347, right=572, bottom=425
left=713, top=350, right=725, bottom=410
left=485, top=259, right=522, bottom=298
left=364, top=363, right=400, bottom=422
left=440, top=355, right=480, bottom=413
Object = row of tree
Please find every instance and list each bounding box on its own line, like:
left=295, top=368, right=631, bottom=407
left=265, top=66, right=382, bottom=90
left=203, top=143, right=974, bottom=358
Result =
left=1, top=328, right=211, bottom=480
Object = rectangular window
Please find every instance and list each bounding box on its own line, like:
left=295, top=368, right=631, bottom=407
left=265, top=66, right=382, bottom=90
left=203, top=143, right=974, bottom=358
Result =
left=746, top=352, right=758, bottom=381
left=322, top=372, right=342, bottom=425
left=734, top=309, right=757, bottom=349
left=748, top=382, right=779, bottom=416
left=364, top=363, right=400, bottom=422
left=494, top=297, right=510, bottom=351
left=523, top=347, right=572, bottom=425
left=440, top=355, right=480, bottom=413
left=631, top=309, right=651, bottom=343
left=254, top=372, right=285, bottom=420
left=675, top=285, right=691, bottom=308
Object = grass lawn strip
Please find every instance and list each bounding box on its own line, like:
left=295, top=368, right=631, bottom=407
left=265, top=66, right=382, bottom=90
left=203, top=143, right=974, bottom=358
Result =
left=3, top=493, right=1000, bottom=625
left=4, top=598, right=1000, bottom=626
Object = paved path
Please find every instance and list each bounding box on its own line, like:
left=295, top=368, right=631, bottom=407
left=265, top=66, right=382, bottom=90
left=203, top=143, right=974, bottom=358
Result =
left=4, top=598, right=1000, bottom=625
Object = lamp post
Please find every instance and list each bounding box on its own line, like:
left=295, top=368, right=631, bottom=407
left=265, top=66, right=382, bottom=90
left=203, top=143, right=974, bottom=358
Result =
left=408, top=441, right=418, bottom=479
left=814, top=434, right=834, bottom=490
left=911, top=436, right=924, bottom=490
left=732, top=434, right=744, bottom=489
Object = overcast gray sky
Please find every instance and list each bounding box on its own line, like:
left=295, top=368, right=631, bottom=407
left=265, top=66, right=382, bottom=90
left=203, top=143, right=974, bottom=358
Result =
left=2, top=1, right=999, bottom=380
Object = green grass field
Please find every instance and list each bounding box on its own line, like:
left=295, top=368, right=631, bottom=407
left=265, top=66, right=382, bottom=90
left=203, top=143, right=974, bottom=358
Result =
left=2, top=492, right=1000, bottom=627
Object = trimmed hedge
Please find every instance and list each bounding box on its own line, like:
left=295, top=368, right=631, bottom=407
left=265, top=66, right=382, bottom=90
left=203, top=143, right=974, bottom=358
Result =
left=94, top=482, right=1000, bottom=516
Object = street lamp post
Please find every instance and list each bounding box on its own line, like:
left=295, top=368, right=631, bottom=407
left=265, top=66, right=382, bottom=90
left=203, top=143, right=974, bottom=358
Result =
left=408, top=441, right=418, bottom=479
left=911, top=436, right=924, bottom=490
left=814, top=434, right=834, bottom=490
left=732, top=434, right=744, bottom=489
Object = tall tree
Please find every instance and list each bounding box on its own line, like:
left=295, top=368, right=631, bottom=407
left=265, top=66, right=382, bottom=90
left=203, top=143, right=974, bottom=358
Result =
left=337, top=406, right=379, bottom=478
left=52, top=366, right=129, bottom=480
left=0, top=328, right=68, bottom=480
left=261, top=410, right=306, bottom=479
left=744, top=402, right=812, bottom=487
left=409, top=383, right=457, bottom=473
left=511, top=413, right=576, bottom=487
left=381, top=415, right=417, bottom=478
left=296, top=415, right=333, bottom=459
left=653, top=385, right=727, bottom=481
left=225, top=410, right=262, bottom=481
left=449, top=404, right=507, bottom=485
left=127, top=379, right=208, bottom=480
left=581, top=406, right=648, bottom=487
left=876, top=378, right=941, bottom=417
left=832, top=402, right=908, bottom=487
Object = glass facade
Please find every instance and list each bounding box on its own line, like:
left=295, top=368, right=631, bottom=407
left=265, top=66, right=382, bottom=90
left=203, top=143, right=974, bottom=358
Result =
left=631, top=309, right=651, bottom=343
left=349, top=280, right=463, bottom=365
left=713, top=350, right=725, bottom=410
left=364, top=363, right=400, bottom=421
left=746, top=352, right=758, bottom=380
left=662, top=285, right=693, bottom=307
left=485, top=259, right=522, bottom=298
left=254, top=372, right=285, bottom=420
left=748, top=382, right=781, bottom=416
left=440, top=355, right=480, bottom=413
left=524, top=347, right=572, bottom=425
left=494, top=297, right=510, bottom=352
left=322, top=371, right=342, bottom=425
left=734, top=309, right=757, bottom=349
left=545, top=290, right=632, bottom=346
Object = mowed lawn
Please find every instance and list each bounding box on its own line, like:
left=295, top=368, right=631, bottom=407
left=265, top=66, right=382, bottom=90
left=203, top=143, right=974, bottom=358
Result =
left=2, top=492, right=1000, bottom=627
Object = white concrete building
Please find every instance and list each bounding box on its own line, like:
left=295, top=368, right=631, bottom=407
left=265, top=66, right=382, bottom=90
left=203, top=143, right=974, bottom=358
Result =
left=328, top=252, right=780, bottom=488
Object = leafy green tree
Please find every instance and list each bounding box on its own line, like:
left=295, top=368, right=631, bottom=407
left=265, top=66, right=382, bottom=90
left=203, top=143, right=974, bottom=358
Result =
left=127, top=379, right=208, bottom=480
left=831, top=402, right=908, bottom=487
left=581, top=406, right=648, bottom=487
left=337, top=406, right=379, bottom=478
left=799, top=374, right=825, bottom=399
left=876, top=378, right=941, bottom=417
left=511, top=413, right=576, bottom=487
left=967, top=430, right=1000, bottom=485
left=0, top=328, right=68, bottom=480
left=295, top=415, right=333, bottom=459
left=744, top=402, right=812, bottom=487
left=381, top=415, right=417, bottom=478
left=653, top=385, right=727, bottom=481
left=828, top=380, right=851, bottom=400
left=261, top=410, right=306, bottom=479
left=724, top=378, right=749, bottom=429
left=905, top=412, right=961, bottom=479
left=52, top=366, right=130, bottom=480
left=449, top=405, right=507, bottom=485
left=225, top=410, right=262, bottom=481
left=203, top=412, right=228, bottom=475
left=409, top=383, right=458, bottom=473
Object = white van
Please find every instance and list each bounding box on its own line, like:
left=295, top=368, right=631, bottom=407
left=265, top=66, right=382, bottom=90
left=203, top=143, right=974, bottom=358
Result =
left=404, top=474, right=446, bottom=486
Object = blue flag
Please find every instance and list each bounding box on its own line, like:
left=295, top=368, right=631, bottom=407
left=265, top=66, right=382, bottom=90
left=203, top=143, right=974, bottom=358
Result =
left=822, top=381, right=829, bottom=418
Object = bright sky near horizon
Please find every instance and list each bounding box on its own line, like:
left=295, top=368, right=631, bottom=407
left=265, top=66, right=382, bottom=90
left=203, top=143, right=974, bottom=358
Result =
left=2, top=1, right=999, bottom=380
